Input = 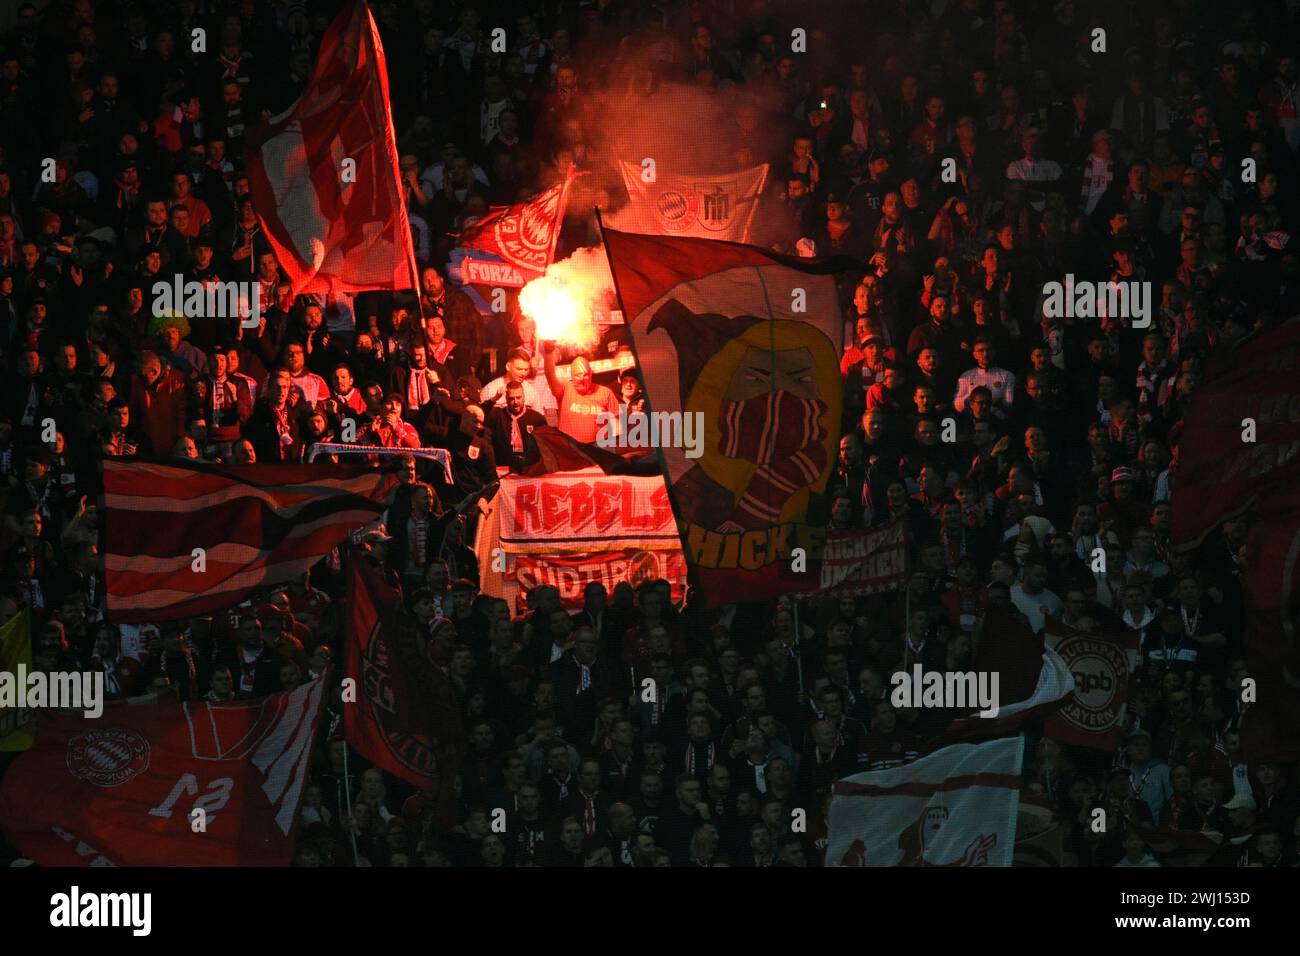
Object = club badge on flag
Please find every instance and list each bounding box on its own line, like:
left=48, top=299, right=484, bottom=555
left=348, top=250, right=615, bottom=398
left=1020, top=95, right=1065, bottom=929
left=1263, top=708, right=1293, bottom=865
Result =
left=0, top=677, right=328, bottom=866
left=453, top=172, right=575, bottom=287
left=827, top=736, right=1024, bottom=867
left=601, top=227, right=859, bottom=606
left=245, top=0, right=417, bottom=296
left=618, top=162, right=768, bottom=242
left=1042, top=617, right=1139, bottom=751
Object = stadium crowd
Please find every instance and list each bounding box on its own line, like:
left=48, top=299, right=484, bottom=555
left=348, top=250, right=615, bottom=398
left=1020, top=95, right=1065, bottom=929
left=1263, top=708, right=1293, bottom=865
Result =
left=1, top=0, right=1299, bottom=868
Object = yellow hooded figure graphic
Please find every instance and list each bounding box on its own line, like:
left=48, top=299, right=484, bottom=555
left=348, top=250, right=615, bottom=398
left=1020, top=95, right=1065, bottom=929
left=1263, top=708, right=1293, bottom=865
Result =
left=647, top=298, right=842, bottom=535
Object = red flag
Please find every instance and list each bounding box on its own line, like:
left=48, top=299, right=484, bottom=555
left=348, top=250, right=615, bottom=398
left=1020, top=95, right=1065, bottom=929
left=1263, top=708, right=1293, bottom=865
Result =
left=245, top=0, right=416, bottom=296
left=1170, top=317, right=1300, bottom=549
left=0, top=678, right=328, bottom=866
left=453, top=172, right=574, bottom=287
left=941, top=607, right=1075, bottom=742
left=344, top=556, right=463, bottom=819
left=1042, top=617, right=1140, bottom=751
left=104, top=459, right=394, bottom=622
left=601, top=226, right=859, bottom=606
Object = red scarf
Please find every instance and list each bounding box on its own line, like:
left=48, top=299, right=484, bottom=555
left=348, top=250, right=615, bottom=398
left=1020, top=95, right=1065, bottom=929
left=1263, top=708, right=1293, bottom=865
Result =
left=718, top=391, right=828, bottom=527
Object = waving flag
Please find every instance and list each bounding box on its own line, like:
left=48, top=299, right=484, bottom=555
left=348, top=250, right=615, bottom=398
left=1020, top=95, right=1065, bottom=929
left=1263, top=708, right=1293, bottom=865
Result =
left=1170, top=316, right=1300, bottom=549
left=618, top=162, right=768, bottom=242
left=828, top=736, right=1023, bottom=867
left=345, top=556, right=464, bottom=822
left=245, top=0, right=416, bottom=295
left=1042, top=618, right=1139, bottom=751
left=0, top=677, right=328, bottom=866
left=452, top=172, right=575, bottom=288
left=601, top=226, right=858, bottom=606
left=104, top=460, right=394, bottom=622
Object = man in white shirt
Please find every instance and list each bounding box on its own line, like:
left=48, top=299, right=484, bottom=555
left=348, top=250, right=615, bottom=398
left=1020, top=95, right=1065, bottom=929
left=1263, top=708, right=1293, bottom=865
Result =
left=952, top=337, right=1017, bottom=412
left=1009, top=556, right=1063, bottom=634
left=480, top=347, right=556, bottom=413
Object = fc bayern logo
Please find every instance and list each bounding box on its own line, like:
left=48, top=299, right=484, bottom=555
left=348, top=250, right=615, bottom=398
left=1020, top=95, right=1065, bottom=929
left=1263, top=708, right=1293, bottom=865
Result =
left=67, top=728, right=151, bottom=788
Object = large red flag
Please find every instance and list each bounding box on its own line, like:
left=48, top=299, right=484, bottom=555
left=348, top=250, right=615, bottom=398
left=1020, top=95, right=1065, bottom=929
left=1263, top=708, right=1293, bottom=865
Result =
left=344, top=556, right=463, bottom=820
left=245, top=0, right=416, bottom=295
left=104, top=459, right=394, bottom=622
left=1170, top=317, right=1300, bottom=549
left=601, top=226, right=858, bottom=606
left=0, top=677, right=328, bottom=866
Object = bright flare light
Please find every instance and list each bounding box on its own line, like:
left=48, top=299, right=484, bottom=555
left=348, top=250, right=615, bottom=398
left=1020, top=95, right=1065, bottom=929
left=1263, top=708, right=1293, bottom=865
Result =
left=518, top=247, right=614, bottom=351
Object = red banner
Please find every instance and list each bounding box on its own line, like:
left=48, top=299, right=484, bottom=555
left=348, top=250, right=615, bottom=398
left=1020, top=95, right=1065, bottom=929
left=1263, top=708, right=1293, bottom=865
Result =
left=814, top=519, right=909, bottom=596
left=1042, top=619, right=1140, bottom=750
left=0, top=678, right=327, bottom=866
left=344, top=557, right=463, bottom=815
left=510, top=550, right=687, bottom=612
left=496, top=472, right=678, bottom=551
left=1171, top=318, right=1300, bottom=549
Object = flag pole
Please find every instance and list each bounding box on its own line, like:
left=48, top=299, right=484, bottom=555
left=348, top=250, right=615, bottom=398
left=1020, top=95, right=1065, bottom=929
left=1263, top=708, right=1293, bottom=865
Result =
left=342, top=737, right=360, bottom=863
left=793, top=599, right=805, bottom=699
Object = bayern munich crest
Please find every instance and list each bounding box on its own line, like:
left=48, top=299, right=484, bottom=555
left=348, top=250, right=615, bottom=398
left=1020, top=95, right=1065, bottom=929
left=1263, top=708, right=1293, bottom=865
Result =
left=66, top=728, right=151, bottom=788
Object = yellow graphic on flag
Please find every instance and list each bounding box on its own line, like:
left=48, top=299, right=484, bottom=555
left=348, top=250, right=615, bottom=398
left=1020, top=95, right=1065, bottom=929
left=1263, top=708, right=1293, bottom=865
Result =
left=0, top=608, right=33, bottom=751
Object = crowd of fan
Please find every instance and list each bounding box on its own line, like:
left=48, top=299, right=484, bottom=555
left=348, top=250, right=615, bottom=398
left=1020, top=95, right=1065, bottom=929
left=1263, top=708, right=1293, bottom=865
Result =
left=1, top=0, right=1299, bottom=867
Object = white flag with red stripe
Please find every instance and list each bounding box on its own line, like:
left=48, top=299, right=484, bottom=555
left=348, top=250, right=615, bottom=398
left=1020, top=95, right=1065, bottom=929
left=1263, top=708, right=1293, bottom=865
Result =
left=245, top=0, right=416, bottom=295
left=827, top=736, right=1023, bottom=867
left=104, top=459, right=394, bottom=622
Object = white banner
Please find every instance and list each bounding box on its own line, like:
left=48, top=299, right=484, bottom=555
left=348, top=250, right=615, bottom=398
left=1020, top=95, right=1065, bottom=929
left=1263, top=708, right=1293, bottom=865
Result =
left=618, top=162, right=767, bottom=242
left=827, top=736, right=1023, bottom=867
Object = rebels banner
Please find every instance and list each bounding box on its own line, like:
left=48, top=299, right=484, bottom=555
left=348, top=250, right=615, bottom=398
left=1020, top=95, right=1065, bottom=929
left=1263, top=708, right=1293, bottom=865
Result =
left=602, top=227, right=859, bottom=606
left=1170, top=317, right=1300, bottom=549
left=245, top=0, right=417, bottom=296
left=496, top=472, right=679, bottom=552
left=0, top=677, right=327, bottom=866
left=510, top=550, right=687, bottom=612
left=1043, top=618, right=1139, bottom=750
left=345, top=557, right=464, bottom=815
left=827, top=736, right=1023, bottom=867
left=618, top=162, right=767, bottom=242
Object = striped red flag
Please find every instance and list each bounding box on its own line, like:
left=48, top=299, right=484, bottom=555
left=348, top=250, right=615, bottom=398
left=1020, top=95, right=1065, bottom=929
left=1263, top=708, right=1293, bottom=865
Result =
left=105, top=460, right=395, bottom=622
left=245, top=0, right=416, bottom=295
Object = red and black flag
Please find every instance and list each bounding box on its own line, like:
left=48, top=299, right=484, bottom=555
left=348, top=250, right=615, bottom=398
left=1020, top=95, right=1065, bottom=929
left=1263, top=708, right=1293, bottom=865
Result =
left=601, top=226, right=858, bottom=606
left=104, top=459, right=395, bottom=622
left=345, top=556, right=464, bottom=821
